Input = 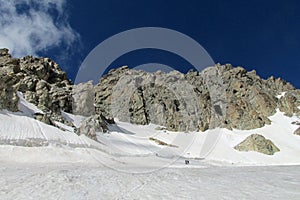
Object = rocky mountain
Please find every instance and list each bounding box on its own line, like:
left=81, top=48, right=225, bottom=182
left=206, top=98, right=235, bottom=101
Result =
left=1, top=48, right=300, bottom=141
left=94, top=64, right=299, bottom=132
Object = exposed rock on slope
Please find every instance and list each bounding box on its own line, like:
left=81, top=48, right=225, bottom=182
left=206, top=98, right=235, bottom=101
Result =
left=17, top=56, right=73, bottom=114
left=0, top=48, right=75, bottom=129
left=0, top=48, right=110, bottom=140
left=294, top=127, right=300, bottom=136
left=0, top=49, right=72, bottom=115
left=278, top=90, right=300, bottom=117
left=234, top=134, right=280, bottom=155
left=1, top=48, right=300, bottom=134
left=95, top=64, right=299, bottom=131
left=72, top=81, right=95, bottom=116
left=95, top=66, right=212, bottom=131
left=0, top=48, right=20, bottom=111
left=76, top=115, right=109, bottom=141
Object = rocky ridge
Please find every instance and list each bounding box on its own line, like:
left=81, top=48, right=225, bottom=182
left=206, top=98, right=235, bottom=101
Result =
left=95, top=64, right=299, bottom=132
left=1, top=48, right=300, bottom=141
left=0, top=48, right=73, bottom=126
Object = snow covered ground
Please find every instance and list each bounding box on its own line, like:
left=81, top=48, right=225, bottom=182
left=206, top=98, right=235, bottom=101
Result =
left=1, top=92, right=300, bottom=167
left=1, top=93, right=300, bottom=198
left=0, top=163, right=299, bottom=199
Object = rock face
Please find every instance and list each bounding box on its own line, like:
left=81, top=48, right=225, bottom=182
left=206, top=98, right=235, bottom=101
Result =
left=17, top=56, right=73, bottom=114
left=0, top=48, right=20, bottom=111
left=72, top=81, right=95, bottom=116
left=234, top=134, right=280, bottom=155
left=1, top=48, right=300, bottom=135
left=95, top=66, right=217, bottom=131
left=0, top=48, right=110, bottom=140
left=95, top=64, right=300, bottom=131
left=0, top=48, right=74, bottom=128
left=278, top=90, right=300, bottom=117
left=0, top=49, right=72, bottom=115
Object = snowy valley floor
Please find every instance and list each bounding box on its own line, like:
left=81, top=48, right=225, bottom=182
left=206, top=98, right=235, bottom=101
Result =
left=1, top=163, right=300, bottom=199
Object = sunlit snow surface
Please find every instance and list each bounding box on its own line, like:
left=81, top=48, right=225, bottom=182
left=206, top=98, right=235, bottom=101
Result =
left=0, top=163, right=299, bottom=199
left=0, top=93, right=300, bottom=199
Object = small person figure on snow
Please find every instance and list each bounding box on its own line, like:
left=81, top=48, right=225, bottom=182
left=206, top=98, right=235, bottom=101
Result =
left=185, top=160, right=189, bottom=165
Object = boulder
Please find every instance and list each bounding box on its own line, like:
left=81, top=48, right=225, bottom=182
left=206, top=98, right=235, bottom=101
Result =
left=294, top=127, right=300, bottom=136
left=234, top=134, right=280, bottom=155
left=76, top=115, right=109, bottom=141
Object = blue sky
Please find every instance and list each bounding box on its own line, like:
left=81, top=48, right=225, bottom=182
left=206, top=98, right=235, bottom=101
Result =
left=0, top=0, right=300, bottom=87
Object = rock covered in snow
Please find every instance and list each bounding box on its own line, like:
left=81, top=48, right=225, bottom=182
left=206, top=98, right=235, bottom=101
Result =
left=234, top=134, right=280, bottom=155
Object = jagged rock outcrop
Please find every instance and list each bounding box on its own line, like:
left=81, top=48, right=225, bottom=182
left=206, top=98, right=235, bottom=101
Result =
left=0, top=48, right=111, bottom=141
left=0, top=48, right=20, bottom=111
left=76, top=115, right=109, bottom=141
left=234, top=134, right=280, bottom=155
left=0, top=48, right=75, bottom=129
left=220, top=65, right=277, bottom=130
left=17, top=56, right=73, bottom=114
left=278, top=90, right=300, bottom=117
left=1, top=48, right=300, bottom=134
left=0, top=49, right=72, bottom=115
left=34, top=113, right=53, bottom=125
left=294, top=127, right=300, bottom=136
left=95, top=64, right=300, bottom=131
left=265, top=76, right=295, bottom=93
left=72, top=81, right=95, bottom=116
left=95, top=66, right=214, bottom=131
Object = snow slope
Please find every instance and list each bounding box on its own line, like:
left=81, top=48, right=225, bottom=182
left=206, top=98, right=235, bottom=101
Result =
left=0, top=92, right=90, bottom=147
left=1, top=163, right=300, bottom=200
left=0, top=93, right=300, bottom=167
left=93, top=111, right=300, bottom=167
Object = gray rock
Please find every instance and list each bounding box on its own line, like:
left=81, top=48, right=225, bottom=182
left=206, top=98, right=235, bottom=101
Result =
left=1, top=47, right=300, bottom=134
left=0, top=48, right=9, bottom=56
left=34, top=113, right=52, bottom=125
left=294, top=127, right=300, bottom=136
left=72, top=81, right=95, bottom=116
left=278, top=90, right=300, bottom=117
left=76, top=115, right=109, bottom=141
left=234, top=134, right=280, bottom=155
left=95, top=67, right=210, bottom=131
left=94, top=64, right=297, bottom=132
left=0, top=48, right=73, bottom=128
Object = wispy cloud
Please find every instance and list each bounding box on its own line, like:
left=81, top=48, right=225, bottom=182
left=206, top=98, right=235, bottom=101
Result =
left=0, top=0, right=80, bottom=57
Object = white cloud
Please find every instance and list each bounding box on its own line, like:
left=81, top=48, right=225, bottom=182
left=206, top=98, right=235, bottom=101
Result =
left=0, top=0, right=80, bottom=57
